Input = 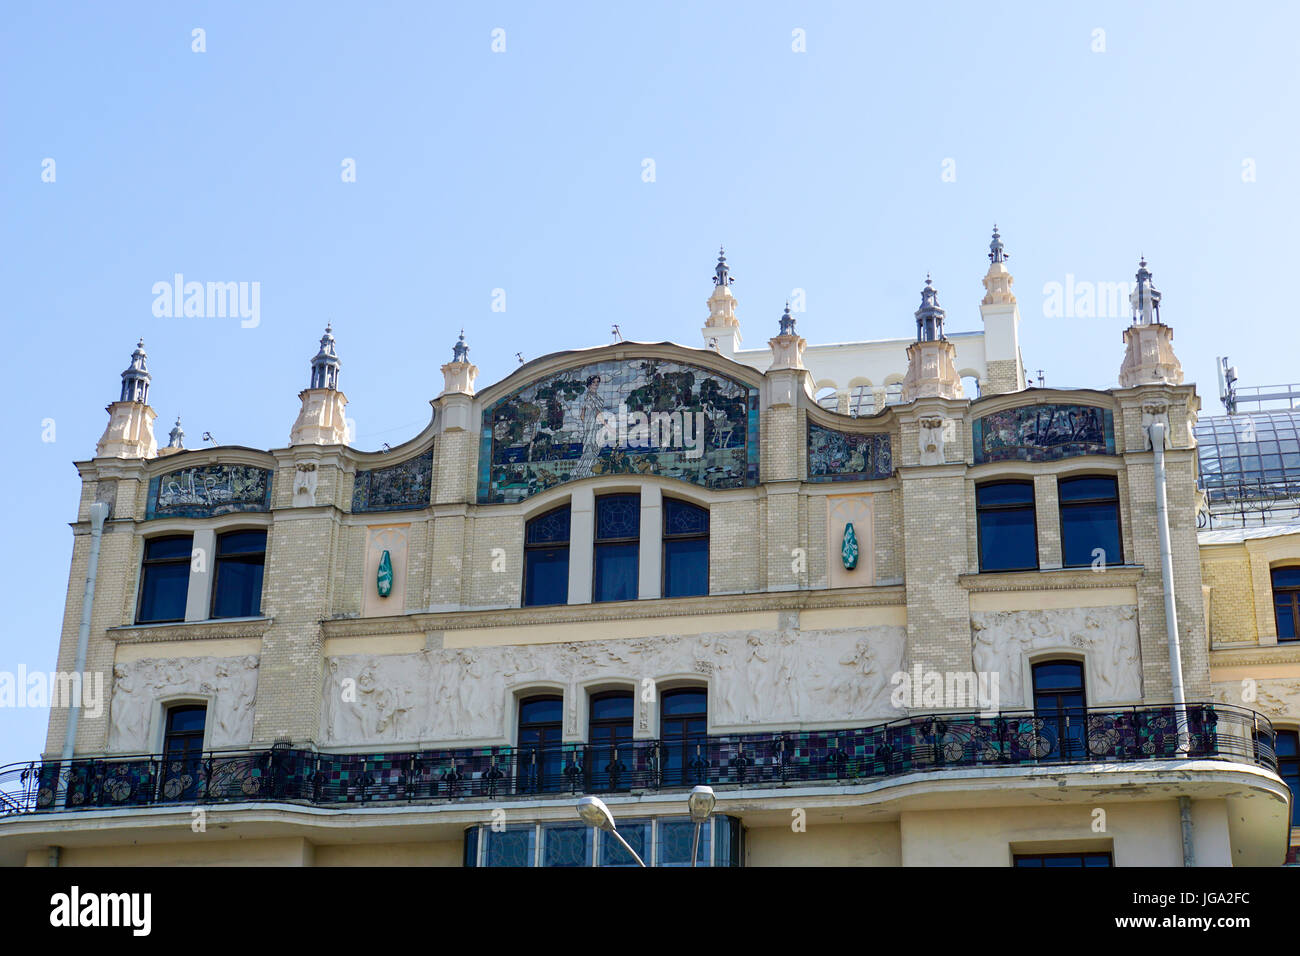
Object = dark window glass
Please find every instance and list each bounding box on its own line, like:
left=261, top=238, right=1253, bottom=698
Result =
left=1275, top=568, right=1300, bottom=642
left=1032, top=660, right=1086, bottom=760
left=484, top=827, right=535, bottom=867
left=658, top=819, right=711, bottom=867
left=589, top=691, right=634, bottom=792
left=542, top=825, right=594, bottom=867
left=1277, top=730, right=1299, bottom=825
left=160, top=704, right=206, bottom=801
left=517, top=695, right=564, bottom=793
left=660, top=688, right=707, bottom=788
left=1060, top=476, right=1121, bottom=568
left=977, top=482, right=1037, bottom=571
left=211, top=530, right=265, bottom=618
left=594, top=494, right=639, bottom=602
left=663, top=499, right=709, bottom=597
left=137, top=535, right=192, bottom=623
left=524, top=505, right=570, bottom=607
left=600, top=820, right=649, bottom=867
left=1014, top=852, right=1112, bottom=868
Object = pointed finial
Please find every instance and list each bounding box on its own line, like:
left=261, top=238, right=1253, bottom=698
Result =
left=119, top=338, right=152, bottom=403
left=778, top=302, right=796, bottom=336
left=309, top=324, right=341, bottom=389
left=988, top=224, right=1007, bottom=263
left=452, top=328, right=470, bottom=363
left=167, top=416, right=185, bottom=449
left=915, top=275, right=946, bottom=342
left=712, top=246, right=734, bottom=287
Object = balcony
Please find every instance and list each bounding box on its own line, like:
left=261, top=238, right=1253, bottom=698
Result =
left=0, top=703, right=1277, bottom=816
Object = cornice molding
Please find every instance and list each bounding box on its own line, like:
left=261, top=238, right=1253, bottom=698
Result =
left=107, top=617, right=274, bottom=645
left=1210, top=644, right=1300, bottom=666
left=958, top=566, right=1145, bottom=593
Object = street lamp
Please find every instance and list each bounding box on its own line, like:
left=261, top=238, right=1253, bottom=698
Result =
left=687, top=785, right=716, bottom=867
left=576, top=795, right=646, bottom=867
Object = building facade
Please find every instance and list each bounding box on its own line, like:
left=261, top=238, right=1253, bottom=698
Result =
left=0, top=233, right=1292, bottom=866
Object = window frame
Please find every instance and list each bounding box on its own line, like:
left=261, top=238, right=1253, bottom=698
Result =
left=592, top=493, right=641, bottom=603
left=975, top=480, right=1039, bottom=572
left=661, top=497, right=709, bottom=598
left=1272, top=566, right=1300, bottom=642
left=209, top=528, right=267, bottom=620
left=135, top=534, right=193, bottom=624
left=1058, top=474, right=1123, bottom=568
left=522, top=504, right=572, bottom=608
left=1274, top=728, right=1299, bottom=826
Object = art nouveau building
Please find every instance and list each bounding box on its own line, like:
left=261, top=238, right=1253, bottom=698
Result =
left=0, top=233, right=1292, bottom=866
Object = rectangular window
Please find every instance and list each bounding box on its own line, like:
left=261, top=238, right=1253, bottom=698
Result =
left=1013, top=852, right=1113, bottom=868
left=211, top=530, right=266, bottom=618
left=524, top=505, right=570, bottom=607
left=137, top=535, right=192, bottom=623
left=976, top=482, right=1037, bottom=572
left=1273, top=567, right=1300, bottom=641
left=1276, top=730, right=1299, bottom=825
left=160, top=704, right=206, bottom=801
left=1059, top=475, right=1122, bottom=568
left=663, top=498, right=709, bottom=598
left=594, top=494, right=639, bottom=602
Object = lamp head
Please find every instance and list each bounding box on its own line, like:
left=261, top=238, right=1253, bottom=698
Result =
left=577, top=795, right=617, bottom=832
left=687, top=785, right=716, bottom=823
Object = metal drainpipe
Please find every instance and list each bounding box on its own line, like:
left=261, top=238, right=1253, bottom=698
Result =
left=1149, top=422, right=1194, bottom=866
left=57, top=501, right=110, bottom=800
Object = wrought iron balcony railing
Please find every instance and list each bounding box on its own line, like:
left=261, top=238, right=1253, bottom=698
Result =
left=0, top=703, right=1277, bottom=817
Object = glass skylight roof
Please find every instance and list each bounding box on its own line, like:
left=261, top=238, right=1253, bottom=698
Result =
left=1196, top=410, right=1300, bottom=495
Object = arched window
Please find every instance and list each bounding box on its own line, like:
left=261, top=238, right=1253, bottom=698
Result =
left=1273, top=567, right=1300, bottom=641
left=884, top=383, right=903, bottom=407
left=660, top=688, right=708, bottom=787
left=662, top=498, right=709, bottom=598
left=1059, top=476, right=1121, bottom=568
left=588, top=691, right=634, bottom=792
left=815, top=386, right=838, bottom=411
left=524, top=505, right=571, bottom=607
left=594, top=494, right=640, bottom=602
left=849, top=385, right=875, bottom=417
left=160, top=704, right=206, bottom=801
left=977, top=481, right=1038, bottom=571
left=1032, top=661, right=1086, bottom=760
left=517, top=695, right=564, bottom=793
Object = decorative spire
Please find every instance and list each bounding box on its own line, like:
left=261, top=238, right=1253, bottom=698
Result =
left=309, top=324, right=340, bottom=390
left=452, top=328, right=470, bottom=363
left=167, top=416, right=185, bottom=449
left=988, top=224, right=1007, bottom=263
left=712, top=246, right=734, bottom=287
left=778, top=302, right=796, bottom=336
left=119, top=339, right=151, bottom=404
left=1130, top=256, right=1162, bottom=325
left=915, top=275, right=946, bottom=342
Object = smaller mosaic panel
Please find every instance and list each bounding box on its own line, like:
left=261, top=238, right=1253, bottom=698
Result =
left=351, top=449, right=433, bottom=513
left=972, top=404, right=1115, bottom=464
left=146, top=464, right=272, bottom=519
left=807, top=423, right=892, bottom=482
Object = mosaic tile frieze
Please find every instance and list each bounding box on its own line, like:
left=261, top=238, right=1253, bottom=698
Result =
left=972, top=403, right=1114, bottom=464
left=478, top=358, right=759, bottom=504
left=146, top=464, right=272, bottom=519
left=807, top=424, right=892, bottom=482
left=351, top=449, right=433, bottom=513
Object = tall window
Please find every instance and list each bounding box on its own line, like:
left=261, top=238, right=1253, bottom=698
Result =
left=160, top=704, right=205, bottom=801
left=588, top=691, right=634, bottom=791
left=1276, top=730, right=1299, bottom=825
left=1273, top=567, right=1300, bottom=641
left=211, top=530, right=266, bottom=618
left=660, top=688, right=707, bottom=787
left=1032, top=661, right=1086, bottom=760
left=1059, top=476, right=1122, bottom=568
left=663, top=499, right=709, bottom=598
left=977, top=482, right=1038, bottom=571
left=524, top=505, right=570, bottom=607
left=593, top=494, right=640, bottom=602
left=517, top=696, right=564, bottom=793
left=137, top=535, right=192, bottom=624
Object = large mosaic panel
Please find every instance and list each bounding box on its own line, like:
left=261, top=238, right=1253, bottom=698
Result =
left=972, top=403, right=1115, bottom=464
left=807, top=424, right=892, bottom=482
left=352, top=449, right=433, bottom=513
left=146, top=464, right=272, bottom=519
left=477, top=358, right=759, bottom=504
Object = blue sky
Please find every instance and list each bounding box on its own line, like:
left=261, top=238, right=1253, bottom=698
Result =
left=2, top=1, right=1297, bottom=764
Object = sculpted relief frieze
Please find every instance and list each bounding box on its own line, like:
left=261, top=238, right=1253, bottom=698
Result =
left=1213, top=677, right=1300, bottom=722
left=107, top=656, right=259, bottom=753
left=321, top=626, right=906, bottom=746
left=971, top=606, right=1141, bottom=707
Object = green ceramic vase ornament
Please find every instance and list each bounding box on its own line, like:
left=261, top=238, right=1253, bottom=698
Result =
left=841, top=522, right=859, bottom=570
left=377, top=549, right=393, bottom=598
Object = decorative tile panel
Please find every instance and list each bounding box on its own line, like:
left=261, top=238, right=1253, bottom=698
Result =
left=146, top=464, right=272, bottom=519
left=972, top=404, right=1115, bottom=464
left=478, top=358, right=759, bottom=504
left=351, top=449, right=433, bottom=513
left=807, top=424, right=892, bottom=481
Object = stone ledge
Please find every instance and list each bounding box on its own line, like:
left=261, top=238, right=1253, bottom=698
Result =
left=958, top=566, right=1144, bottom=593
left=1209, top=643, right=1300, bottom=666
left=321, top=586, right=908, bottom=636
left=106, top=617, right=274, bottom=644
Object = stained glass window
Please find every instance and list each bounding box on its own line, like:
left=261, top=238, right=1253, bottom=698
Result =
left=663, top=498, right=708, bottom=597
left=594, top=494, right=639, bottom=602
left=524, top=505, right=570, bottom=606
